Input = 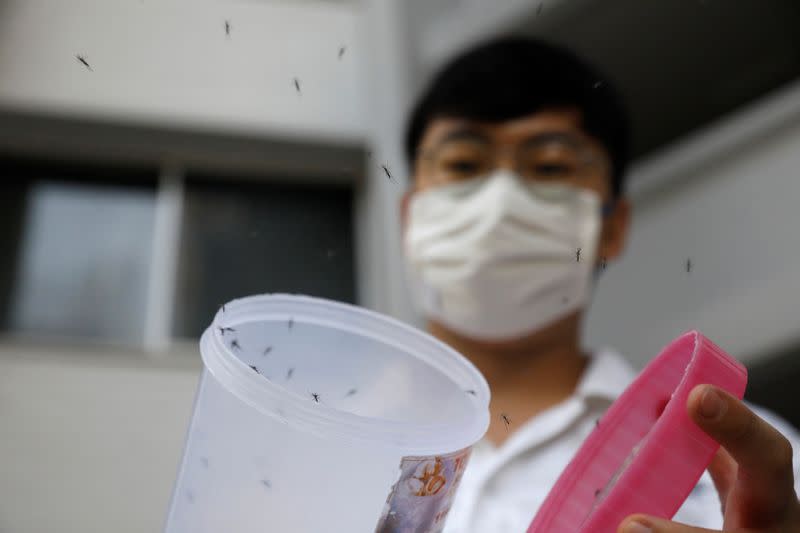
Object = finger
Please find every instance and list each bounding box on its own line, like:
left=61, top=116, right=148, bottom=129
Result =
left=706, top=446, right=736, bottom=512
left=618, top=514, right=716, bottom=533
left=687, top=385, right=796, bottom=513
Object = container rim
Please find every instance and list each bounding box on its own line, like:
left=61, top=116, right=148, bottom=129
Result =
left=199, top=293, right=491, bottom=455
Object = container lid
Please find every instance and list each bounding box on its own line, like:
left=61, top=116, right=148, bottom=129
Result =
left=527, top=330, right=748, bottom=532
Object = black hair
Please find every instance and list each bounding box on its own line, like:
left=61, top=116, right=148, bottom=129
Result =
left=405, top=36, right=631, bottom=199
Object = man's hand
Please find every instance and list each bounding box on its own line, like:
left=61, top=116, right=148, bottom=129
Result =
left=618, top=384, right=800, bottom=532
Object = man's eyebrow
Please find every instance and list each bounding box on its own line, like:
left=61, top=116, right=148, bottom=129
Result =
left=425, top=128, right=491, bottom=153
left=518, top=131, right=589, bottom=150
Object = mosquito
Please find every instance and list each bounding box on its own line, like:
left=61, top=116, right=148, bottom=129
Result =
left=286, top=367, right=295, bottom=380
left=311, top=392, right=321, bottom=403
left=230, top=339, right=241, bottom=351
left=501, top=413, right=511, bottom=431
left=263, top=346, right=273, bottom=356
left=381, top=164, right=395, bottom=183
left=465, top=389, right=477, bottom=396
left=576, top=247, right=582, bottom=262
left=686, top=258, right=692, bottom=273
left=76, top=55, right=93, bottom=71
left=261, top=479, right=272, bottom=489
left=225, top=20, right=231, bottom=37
left=344, top=388, right=358, bottom=398
left=219, top=326, right=236, bottom=336
left=288, top=317, right=294, bottom=330
left=338, top=46, right=346, bottom=59
left=293, top=77, right=301, bottom=95
left=249, top=364, right=260, bottom=374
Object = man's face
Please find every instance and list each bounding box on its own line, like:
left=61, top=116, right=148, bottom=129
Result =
left=404, top=108, right=631, bottom=268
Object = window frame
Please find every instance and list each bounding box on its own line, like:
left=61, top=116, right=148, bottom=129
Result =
left=0, top=110, right=366, bottom=357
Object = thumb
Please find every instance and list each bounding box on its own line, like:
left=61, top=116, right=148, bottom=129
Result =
left=618, top=514, right=717, bottom=533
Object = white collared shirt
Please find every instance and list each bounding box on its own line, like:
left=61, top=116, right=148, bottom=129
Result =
left=443, top=347, right=800, bottom=533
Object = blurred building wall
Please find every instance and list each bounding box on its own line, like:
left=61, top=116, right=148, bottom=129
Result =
left=0, top=0, right=366, bottom=142
left=0, top=345, right=200, bottom=533
left=585, top=81, right=800, bottom=369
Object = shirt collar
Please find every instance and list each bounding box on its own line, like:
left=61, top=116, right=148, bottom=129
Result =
left=575, top=346, right=638, bottom=402
left=473, top=347, right=637, bottom=458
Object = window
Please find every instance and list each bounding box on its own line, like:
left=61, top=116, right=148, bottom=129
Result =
left=172, top=175, right=356, bottom=338
left=0, top=156, right=357, bottom=348
left=1, top=159, right=157, bottom=343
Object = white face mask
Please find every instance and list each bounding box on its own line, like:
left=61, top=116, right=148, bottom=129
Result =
left=403, top=170, right=605, bottom=341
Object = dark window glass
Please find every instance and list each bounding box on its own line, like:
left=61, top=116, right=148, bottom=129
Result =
left=172, top=175, right=356, bottom=338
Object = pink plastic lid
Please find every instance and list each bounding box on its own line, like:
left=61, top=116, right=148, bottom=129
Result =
left=527, top=330, right=747, bottom=533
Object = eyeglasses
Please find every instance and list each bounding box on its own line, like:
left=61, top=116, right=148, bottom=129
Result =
left=417, top=131, right=609, bottom=187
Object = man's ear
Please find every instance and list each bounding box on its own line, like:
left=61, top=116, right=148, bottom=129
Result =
left=597, top=195, right=632, bottom=265
left=400, top=186, right=415, bottom=235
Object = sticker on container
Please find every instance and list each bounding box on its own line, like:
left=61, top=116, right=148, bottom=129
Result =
left=374, top=447, right=471, bottom=533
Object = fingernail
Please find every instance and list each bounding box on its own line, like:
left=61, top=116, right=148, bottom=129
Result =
left=622, top=520, right=652, bottom=533
left=700, top=387, right=726, bottom=420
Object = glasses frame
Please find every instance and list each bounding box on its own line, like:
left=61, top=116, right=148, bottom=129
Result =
left=417, top=131, right=611, bottom=187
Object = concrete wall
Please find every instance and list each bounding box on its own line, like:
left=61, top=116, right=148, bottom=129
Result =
left=0, top=344, right=201, bottom=533
left=585, top=80, right=800, bottom=368
left=0, top=0, right=366, bottom=142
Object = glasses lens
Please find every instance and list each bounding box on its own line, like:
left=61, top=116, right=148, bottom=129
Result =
left=517, top=138, right=594, bottom=182
left=423, top=134, right=602, bottom=185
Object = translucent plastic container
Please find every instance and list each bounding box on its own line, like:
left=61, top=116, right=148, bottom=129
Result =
left=164, top=294, right=490, bottom=533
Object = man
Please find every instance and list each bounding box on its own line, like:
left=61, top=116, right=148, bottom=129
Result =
left=400, top=36, right=800, bottom=533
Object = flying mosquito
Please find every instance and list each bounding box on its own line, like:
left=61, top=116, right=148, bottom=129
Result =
left=76, top=55, right=93, bottom=71
left=381, top=164, right=396, bottom=183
